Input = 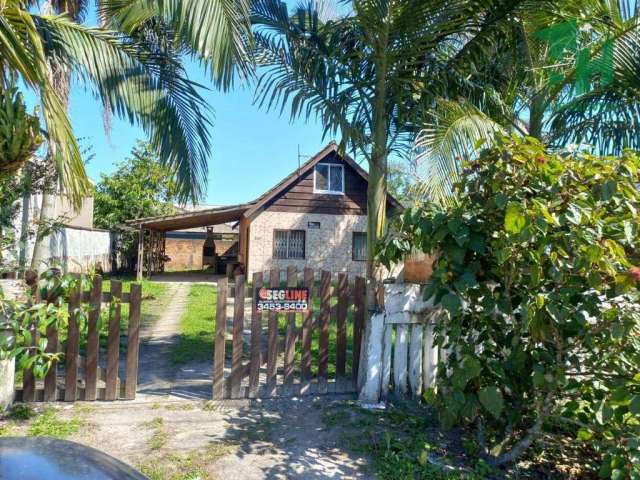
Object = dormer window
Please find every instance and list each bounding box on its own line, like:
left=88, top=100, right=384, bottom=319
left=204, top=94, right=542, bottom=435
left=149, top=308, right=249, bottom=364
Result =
left=314, top=163, right=344, bottom=194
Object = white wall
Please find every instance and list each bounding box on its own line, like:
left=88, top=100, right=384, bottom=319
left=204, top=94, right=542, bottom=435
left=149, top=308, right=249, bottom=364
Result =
left=6, top=226, right=113, bottom=274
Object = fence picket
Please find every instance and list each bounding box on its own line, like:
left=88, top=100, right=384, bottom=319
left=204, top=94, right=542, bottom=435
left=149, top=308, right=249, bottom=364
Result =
left=423, top=323, right=438, bottom=389
left=352, top=276, right=365, bottom=383
left=318, top=270, right=331, bottom=394
left=85, top=276, right=102, bottom=401
left=230, top=274, right=245, bottom=399
left=64, top=283, right=81, bottom=402
left=284, top=266, right=297, bottom=389
left=124, top=283, right=142, bottom=400
left=336, top=273, right=348, bottom=378
left=394, top=324, right=409, bottom=396
left=249, top=272, right=263, bottom=398
left=43, top=321, right=59, bottom=402
left=22, top=281, right=40, bottom=402
left=409, top=325, right=423, bottom=397
left=300, top=268, right=314, bottom=395
left=266, top=269, right=279, bottom=397
left=105, top=280, right=122, bottom=401
left=212, top=277, right=227, bottom=400
left=380, top=324, right=393, bottom=400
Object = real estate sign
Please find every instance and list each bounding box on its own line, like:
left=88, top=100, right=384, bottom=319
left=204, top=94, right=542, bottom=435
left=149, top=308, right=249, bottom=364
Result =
left=256, top=287, right=309, bottom=312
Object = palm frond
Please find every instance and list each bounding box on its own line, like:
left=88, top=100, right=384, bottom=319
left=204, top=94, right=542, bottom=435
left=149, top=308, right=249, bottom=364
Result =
left=0, top=3, right=90, bottom=204
left=414, top=98, right=504, bottom=205
left=34, top=13, right=213, bottom=202
left=99, top=0, right=253, bottom=90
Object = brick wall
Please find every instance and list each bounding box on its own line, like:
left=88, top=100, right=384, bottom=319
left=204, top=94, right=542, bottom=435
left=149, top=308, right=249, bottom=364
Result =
left=247, top=211, right=367, bottom=277
left=164, top=238, right=205, bottom=270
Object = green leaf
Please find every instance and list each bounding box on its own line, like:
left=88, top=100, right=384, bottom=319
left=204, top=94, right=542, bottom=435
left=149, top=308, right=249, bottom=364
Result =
left=504, top=202, right=526, bottom=234
left=630, top=395, right=640, bottom=415
left=595, top=401, right=613, bottom=425
left=441, top=293, right=462, bottom=315
left=577, top=428, right=593, bottom=441
left=478, top=386, right=504, bottom=420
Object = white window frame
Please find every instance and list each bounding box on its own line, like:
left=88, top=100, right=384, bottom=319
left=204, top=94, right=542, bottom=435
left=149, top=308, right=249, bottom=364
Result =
left=313, top=163, right=345, bottom=195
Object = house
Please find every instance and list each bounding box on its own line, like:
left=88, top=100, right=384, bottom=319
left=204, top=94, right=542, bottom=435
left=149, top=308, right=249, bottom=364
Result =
left=127, top=143, right=401, bottom=278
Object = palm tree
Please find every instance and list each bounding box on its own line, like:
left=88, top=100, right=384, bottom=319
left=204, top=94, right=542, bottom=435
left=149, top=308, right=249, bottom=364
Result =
left=414, top=0, right=640, bottom=203
left=0, top=0, right=251, bottom=268
left=250, top=0, right=546, bottom=308
left=1, top=0, right=251, bottom=204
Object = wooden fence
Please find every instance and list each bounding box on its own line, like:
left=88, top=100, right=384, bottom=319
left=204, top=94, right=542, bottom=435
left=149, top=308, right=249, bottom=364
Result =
left=213, top=267, right=366, bottom=399
left=15, top=276, right=142, bottom=402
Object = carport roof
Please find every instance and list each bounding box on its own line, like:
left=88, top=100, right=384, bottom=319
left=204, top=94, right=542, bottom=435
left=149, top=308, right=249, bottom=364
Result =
left=125, top=203, right=253, bottom=232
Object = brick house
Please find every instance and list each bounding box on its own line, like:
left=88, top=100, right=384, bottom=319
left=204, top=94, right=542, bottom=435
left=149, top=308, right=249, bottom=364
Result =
left=128, top=143, right=401, bottom=278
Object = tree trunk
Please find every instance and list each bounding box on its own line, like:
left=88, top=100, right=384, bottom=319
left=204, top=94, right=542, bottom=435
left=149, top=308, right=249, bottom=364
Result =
left=18, top=190, right=30, bottom=272
left=30, top=4, right=70, bottom=271
left=357, top=30, right=389, bottom=390
left=30, top=192, right=55, bottom=271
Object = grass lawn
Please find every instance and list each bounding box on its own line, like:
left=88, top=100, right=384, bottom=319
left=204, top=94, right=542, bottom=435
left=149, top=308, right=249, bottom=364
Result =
left=171, top=284, right=217, bottom=365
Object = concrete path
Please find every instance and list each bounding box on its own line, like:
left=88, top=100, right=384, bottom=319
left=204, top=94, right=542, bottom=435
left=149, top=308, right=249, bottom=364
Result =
left=52, top=395, right=373, bottom=479
left=137, top=282, right=194, bottom=400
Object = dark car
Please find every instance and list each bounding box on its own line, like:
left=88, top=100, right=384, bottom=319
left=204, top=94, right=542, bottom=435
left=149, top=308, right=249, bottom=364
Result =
left=0, top=437, right=148, bottom=479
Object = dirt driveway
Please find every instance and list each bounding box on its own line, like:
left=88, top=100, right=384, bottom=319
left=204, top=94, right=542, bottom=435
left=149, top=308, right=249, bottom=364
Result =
left=2, top=394, right=373, bottom=480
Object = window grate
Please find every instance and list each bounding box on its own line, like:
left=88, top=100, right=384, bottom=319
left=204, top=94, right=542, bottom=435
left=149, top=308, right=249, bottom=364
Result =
left=352, top=232, right=366, bottom=261
left=273, top=230, right=306, bottom=259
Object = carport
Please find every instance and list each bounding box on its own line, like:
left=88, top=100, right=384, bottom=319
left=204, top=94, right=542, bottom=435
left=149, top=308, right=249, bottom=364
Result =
left=126, top=203, right=254, bottom=281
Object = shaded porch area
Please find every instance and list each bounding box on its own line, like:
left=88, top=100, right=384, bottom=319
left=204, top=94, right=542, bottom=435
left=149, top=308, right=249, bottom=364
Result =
left=127, top=203, right=254, bottom=281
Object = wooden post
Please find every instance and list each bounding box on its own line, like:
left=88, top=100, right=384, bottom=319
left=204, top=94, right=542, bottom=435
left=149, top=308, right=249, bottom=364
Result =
left=105, top=280, right=122, bottom=400
left=300, top=268, right=314, bottom=394
left=248, top=272, right=263, bottom=398
left=335, top=273, right=348, bottom=378
left=64, top=282, right=81, bottom=402
left=318, top=270, right=331, bottom=394
left=136, top=227, right=144, bottom=282
left=230, top=274, right=245, bottom=398
left=213, top=278, right=227, bottom=400
left=85, top=276, right=103, bottom=401
left=283, top=266, right=297, bottom=389
left=124, top=283, right=142, bottom=399
left=266, top=269, right=279, bottom=397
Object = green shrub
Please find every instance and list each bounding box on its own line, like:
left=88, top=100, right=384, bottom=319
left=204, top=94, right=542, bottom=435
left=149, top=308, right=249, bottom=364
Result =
left=378, top=135, right=640, bottom=476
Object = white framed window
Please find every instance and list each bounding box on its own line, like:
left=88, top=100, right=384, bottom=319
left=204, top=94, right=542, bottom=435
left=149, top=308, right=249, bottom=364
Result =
left=314, top=163, right=344, bottom=194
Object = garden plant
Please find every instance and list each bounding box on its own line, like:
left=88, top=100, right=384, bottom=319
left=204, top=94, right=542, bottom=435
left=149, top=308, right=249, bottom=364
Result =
left=378, top=136, right=640, bottom=477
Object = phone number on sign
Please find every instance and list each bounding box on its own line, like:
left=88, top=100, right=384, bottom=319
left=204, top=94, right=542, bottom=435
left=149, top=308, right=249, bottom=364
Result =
left=256, top=302, right=309, bottom=312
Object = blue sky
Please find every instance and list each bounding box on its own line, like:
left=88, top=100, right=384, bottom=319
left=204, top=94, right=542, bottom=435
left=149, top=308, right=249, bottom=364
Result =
left=66, top=64, right=332, bottom=206
left=27, top=2, right=352, bottom=206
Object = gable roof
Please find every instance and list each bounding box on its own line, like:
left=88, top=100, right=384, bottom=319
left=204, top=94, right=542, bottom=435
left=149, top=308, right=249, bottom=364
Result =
left=243, top=142, right=403, bottom=219
left=127, top=142, right=403, bottom=231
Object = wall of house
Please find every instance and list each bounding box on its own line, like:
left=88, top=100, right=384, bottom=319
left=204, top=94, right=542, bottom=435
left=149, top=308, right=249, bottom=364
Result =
left=247, top=211, right=367, bottom=277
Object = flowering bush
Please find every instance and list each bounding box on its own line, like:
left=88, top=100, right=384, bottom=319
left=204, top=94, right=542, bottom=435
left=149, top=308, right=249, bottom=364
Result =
left=378, top=136, right=640, bottom=476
